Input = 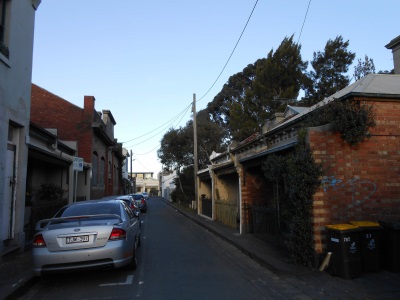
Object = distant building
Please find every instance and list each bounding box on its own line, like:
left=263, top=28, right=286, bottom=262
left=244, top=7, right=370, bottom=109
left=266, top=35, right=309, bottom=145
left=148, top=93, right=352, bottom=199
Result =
left=130, top=172, right=158, bottom=195
left=159, top=170, right=177, bottom=201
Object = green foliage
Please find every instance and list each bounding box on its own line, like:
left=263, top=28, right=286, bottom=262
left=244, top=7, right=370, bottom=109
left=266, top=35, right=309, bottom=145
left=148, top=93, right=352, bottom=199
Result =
left=353, top=55, right=375, bottom=81
left=208, top=35, right=307, bottom=142
left=284, top=147, right=323, bottom=266
left=262, top=147, right=323, bottom=267
left=306, top=100, right=376, bottom=146
left=158, top=109, right=227, bottom=172
left=37, top=183, right=65, bottom=201
left=303, top=36, right=355, bottom=104
left=171, top=166, right=195, bottom=204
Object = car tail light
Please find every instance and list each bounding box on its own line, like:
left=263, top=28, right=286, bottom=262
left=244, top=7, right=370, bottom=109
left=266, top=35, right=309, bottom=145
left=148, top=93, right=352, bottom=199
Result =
left=109, top=228, right=127, bottom=240
left=33, top=234, right=46, bottom=247
left=141, top=199, right=145, bottom=204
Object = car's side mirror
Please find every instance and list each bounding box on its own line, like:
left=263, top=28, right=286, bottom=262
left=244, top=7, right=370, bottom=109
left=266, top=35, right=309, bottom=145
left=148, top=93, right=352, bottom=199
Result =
left=134, top=211, right=140, bottom=218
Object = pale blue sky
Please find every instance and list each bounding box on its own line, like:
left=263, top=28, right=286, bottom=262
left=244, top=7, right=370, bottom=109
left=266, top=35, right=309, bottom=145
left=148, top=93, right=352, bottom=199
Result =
left=32, top=0, right=399, bottom=175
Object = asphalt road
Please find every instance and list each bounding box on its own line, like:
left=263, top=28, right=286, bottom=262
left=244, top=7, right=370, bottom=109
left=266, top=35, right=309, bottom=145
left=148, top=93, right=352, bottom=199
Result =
left=17, top=197, right=311, bottom=300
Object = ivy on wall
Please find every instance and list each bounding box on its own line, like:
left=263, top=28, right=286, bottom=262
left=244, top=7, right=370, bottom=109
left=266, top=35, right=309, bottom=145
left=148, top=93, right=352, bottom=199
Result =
left=262, top=145, right=323, bottom=267
left=261, top=99, right=375, bottom=266
left=307, top=100, right=376, bottom=146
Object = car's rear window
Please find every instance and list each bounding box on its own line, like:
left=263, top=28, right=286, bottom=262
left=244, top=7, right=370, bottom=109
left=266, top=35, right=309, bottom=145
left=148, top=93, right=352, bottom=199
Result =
left=132, top=195, right=142, bottom=200
left=56, top=202, right=121, bottom=218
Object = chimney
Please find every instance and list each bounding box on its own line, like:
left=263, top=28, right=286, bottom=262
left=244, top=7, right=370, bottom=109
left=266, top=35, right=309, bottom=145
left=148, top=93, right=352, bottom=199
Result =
left=385, top=35, right=400, bottom=74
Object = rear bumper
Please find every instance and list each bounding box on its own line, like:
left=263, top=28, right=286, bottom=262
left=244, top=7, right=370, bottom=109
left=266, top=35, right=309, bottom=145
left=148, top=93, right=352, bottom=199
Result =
left=32, top=241, right=133, bottom=276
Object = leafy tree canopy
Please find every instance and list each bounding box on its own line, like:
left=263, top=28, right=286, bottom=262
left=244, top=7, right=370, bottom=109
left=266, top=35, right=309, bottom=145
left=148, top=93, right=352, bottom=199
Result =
left=303, top=36, right=355, bottom=104
left=208, top=35, right=307, bottom=142
left=158, top=109, right=227, bottom=172
left=354, top=55, right=375, bottom=81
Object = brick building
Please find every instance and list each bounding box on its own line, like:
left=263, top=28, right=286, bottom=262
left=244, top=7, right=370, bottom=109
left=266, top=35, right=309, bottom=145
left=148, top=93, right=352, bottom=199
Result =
left=198, top=73, right=400, bottom=263
left=30, top=84, right=125, bottom=199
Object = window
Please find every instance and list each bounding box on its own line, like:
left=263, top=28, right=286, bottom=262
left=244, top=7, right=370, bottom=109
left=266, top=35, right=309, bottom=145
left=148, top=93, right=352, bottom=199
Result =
left=0, top=0, right=10, bottom=58
left=91, top=152, right=98, bottom=185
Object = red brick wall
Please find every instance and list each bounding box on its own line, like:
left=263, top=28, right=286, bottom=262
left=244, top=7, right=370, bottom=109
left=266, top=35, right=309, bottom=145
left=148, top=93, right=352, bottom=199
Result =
left=310, top=98, right=400, bottom=253
left=240, top=166, right=273, bottom=233
left=30, top=84, right=93, bottom=162
left=30, top=84, right=118, bottom=199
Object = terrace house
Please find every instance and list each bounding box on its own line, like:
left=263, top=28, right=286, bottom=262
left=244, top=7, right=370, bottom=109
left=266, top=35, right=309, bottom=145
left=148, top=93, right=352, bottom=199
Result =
left=30, top=84, right=126, bottom=200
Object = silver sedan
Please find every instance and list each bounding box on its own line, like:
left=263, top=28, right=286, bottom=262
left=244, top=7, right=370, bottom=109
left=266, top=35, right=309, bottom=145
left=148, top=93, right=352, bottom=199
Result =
left=32, top=199, right=141, bottom=276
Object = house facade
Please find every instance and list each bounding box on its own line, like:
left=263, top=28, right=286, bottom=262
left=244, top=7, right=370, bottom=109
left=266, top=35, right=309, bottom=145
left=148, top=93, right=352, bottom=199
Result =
left=30, top=84, right=125, bottom=200
left=198, top=73, right=400, bottom=263
left=25, top=122, right=91, bottom=240
left=0, top=0, right=41, bottom=255
left=159, top=170, right=177, bottom=200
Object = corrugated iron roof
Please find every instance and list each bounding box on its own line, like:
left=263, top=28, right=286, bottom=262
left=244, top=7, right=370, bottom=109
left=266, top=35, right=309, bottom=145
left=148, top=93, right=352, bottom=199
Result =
left=272, top=74, right=400, bottom=132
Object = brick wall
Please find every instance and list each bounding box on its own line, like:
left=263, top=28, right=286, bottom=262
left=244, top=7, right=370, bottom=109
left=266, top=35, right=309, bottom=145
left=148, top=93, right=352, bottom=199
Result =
left=31, top=84, right=93, bottom=162
left=310, top=98, right=400, bottom=253
left=30, top=84, right=117, bottom=199
left=240, top=166, right=273, bottom=233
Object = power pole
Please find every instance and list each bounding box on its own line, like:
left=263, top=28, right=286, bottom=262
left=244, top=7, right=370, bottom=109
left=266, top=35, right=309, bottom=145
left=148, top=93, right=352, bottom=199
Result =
left=130, top=149, right=133, bottom=194
left=192, top=94, right=199, bottom=214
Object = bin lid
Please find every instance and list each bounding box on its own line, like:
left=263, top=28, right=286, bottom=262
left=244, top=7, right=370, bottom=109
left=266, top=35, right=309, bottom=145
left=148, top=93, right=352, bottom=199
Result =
left=325, top=224, right=359, bottom=231
left=349, top=221, right=382, bottom=228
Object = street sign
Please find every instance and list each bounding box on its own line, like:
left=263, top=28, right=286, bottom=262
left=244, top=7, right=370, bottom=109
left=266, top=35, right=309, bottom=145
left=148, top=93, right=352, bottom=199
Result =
left=73, top=157, right=83, bottom=171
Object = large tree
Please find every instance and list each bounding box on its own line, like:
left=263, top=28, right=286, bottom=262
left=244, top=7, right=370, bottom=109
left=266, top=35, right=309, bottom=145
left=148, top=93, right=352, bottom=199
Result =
left=208, top=35, right=307, bottom=142
left=158, top=109, right=227, bottom=172
left=207, top=62, right=257, bottom=140
left=303, top=36, right=355, bottom=104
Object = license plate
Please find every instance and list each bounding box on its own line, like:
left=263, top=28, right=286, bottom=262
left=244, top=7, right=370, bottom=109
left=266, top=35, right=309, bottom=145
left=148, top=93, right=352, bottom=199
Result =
left=66, top=235, right=89, bottom=244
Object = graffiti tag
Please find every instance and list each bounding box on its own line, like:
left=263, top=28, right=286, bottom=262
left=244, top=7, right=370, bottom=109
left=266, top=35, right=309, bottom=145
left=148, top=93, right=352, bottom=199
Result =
left=321, top=176, right=376, bottom=206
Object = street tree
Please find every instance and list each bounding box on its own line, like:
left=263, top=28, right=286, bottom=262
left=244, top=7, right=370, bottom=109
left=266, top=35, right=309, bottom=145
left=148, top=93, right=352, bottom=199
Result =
left=207, top=62, right=257, bottom=140
left=303, top=36, right=355, bottom=104
left=158, top=109, right=227, bottom=172
left=208, top=35, right=307, bottom=142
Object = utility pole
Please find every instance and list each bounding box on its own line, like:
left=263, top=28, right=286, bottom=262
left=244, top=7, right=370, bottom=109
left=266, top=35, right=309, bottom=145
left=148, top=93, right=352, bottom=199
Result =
left=130, top=149, right=133, bottom=194
left=192, top=94, right=199, bottom=214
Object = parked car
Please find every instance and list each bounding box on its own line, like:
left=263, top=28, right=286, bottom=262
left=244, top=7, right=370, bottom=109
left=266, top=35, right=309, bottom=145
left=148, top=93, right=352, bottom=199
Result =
left=114, top=195, right=141, bottom=226
left=32, top=199, right=141, bottom=276
left=132, top=193, right=147, bottom=213
left=142, top=192, right=149, bottom=199
left=114, top=195, right=140, bottom=215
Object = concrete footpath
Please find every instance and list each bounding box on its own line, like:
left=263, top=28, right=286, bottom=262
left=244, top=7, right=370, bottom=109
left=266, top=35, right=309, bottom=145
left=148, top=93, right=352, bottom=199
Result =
left=1, top=196, right=400, bottom=299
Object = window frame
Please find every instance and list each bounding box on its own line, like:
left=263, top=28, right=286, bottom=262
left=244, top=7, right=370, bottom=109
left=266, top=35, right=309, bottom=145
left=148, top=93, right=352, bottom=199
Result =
left=0, top=0, right=10, bottom=59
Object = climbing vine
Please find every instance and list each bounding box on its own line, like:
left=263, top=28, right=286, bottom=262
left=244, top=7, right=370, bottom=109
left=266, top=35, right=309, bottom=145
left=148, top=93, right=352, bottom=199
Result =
left=262, top=146, right=323, bottom=267
left=261, top=99, right=375, bottom=266
left=307, top=100, right=376, bottom=146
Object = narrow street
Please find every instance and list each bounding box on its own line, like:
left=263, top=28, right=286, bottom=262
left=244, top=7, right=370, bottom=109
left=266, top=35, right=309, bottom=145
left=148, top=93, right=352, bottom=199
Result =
left=18, top=198, right=312, bottom=300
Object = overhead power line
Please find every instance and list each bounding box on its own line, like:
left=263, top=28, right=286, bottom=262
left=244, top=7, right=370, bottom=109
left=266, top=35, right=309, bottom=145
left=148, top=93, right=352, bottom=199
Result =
left=297, top=0, right=312, bottom=44
left=197, top=0, right=259, bottom=103
left=122, top=0, right=259, bottom=168
left=122, top=102, right=192, bottom=144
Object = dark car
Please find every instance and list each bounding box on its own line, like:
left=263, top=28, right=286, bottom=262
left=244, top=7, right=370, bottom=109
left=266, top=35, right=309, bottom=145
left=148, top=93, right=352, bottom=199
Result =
left=132, top=193, right=147, bottom=213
